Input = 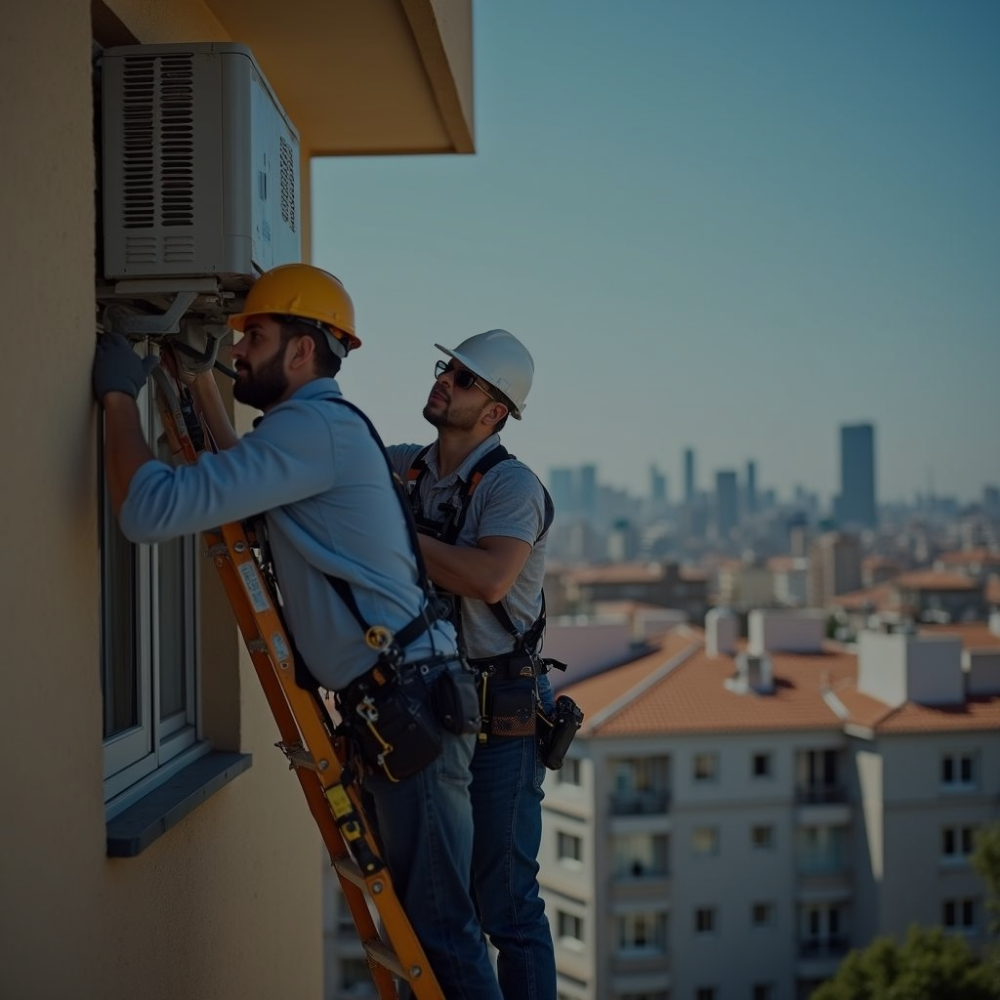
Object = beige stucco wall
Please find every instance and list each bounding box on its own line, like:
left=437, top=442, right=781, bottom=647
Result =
left=0, top=0, right=322, bottom=997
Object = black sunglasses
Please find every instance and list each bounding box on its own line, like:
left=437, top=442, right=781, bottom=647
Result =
left=434, top=359, right=496, bottom=399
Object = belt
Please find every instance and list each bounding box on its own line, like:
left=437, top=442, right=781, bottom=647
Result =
left=466, top=653, right=542, bottom=680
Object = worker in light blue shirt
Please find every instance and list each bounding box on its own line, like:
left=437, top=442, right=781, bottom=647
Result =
left=92, top=263, right=502, bottom=1000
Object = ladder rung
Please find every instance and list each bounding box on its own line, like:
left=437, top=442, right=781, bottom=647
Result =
left=363, top=938, right=405, bottom=978
left=334, top=856, right=374, bottom=891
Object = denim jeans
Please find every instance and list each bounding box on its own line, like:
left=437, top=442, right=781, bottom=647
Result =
left=470, top=676, right=557, bottom=1000
left=364, top=664, right=503, bottom=1000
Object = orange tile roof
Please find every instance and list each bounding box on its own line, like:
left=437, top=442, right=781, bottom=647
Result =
left=895, top=570, right=979, bottom=591
left=988, top=575, right=1000, bottom=606
left=918, top=622, right=1000, bottom=650
left=832, top=582, right=898, bottom=612
left=563, top=563, right=663, bottom=585
left=560, top=625, right=1000, bottom=739
left=937, top=548, right=1000, bottom=567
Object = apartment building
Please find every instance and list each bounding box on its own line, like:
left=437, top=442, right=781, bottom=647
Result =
left=540, top=611, right=1000, bottom=1000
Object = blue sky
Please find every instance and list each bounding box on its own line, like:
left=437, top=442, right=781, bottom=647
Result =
left=312, top=0, right=999, bottom=507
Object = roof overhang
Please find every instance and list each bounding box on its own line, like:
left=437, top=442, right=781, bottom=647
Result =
left=95, top=0, right=474, bottom=156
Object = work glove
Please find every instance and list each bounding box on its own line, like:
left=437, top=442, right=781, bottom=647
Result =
left=92, top=333, right=159, bottom=401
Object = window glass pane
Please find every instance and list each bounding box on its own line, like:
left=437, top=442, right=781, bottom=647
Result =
left=158, top=536, right=188, bottom=721
left=102, top=497, right=138, bottom=738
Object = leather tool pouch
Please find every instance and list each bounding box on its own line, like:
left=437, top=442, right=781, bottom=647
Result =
left=341, top=668, right=442, bottom=782
left=430, top=659, right=482, bottom=735
left=482, top=678, right=537, bottom=738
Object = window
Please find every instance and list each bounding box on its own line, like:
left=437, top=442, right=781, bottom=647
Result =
left=752, top=902, right=775, bottom=927
left=694, top=752, right=718, bottom=782
left=696, top=987, right=716, bottom=1000
left=941, top=752, right=976, bottom=790
left=943, top=898, right=977, bottom=932
left=557, top=910, right=584, bottom=946
left=695, top=906, right=717, bottom=934
left=558, top=831, right=583, bottom=865
left=101, top=356, right=203, bottom=809
left=751, top=824, right=775, bottom=849
left=693, top=826, right=719, bottom=856
left=752, top=751, right=773, bottom=778
left=796, top=825, right=848, bottom=875
left=942, top=825, right=978, bottom=862
left=556, top=757, right=582, bottom=786
left=617, top=912, right=667, bottom=954
left=614, top=833, right=669, bottom=878
left=753, top=985, right=775, bottom=1000
left=611, top=755, right=670, bottom=814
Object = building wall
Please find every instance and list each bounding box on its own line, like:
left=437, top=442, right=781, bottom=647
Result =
left=543, top=714, right=1000, bottom=999
left=1, top=2, right=318, bottom=996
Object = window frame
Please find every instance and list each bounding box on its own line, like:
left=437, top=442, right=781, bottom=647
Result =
left=99, top=363, right=206, bottom=815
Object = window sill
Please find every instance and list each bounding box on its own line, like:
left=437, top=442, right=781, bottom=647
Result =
left=106, top=750, right=252, bottom=858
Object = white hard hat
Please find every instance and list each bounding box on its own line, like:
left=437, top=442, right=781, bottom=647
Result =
left=435, top=329, right=534, bottom=419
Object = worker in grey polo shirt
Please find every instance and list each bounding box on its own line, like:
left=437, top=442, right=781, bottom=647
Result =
left=92, top=263, right=501, bottom=1000
left=386, top=329, right=558, bottom=1000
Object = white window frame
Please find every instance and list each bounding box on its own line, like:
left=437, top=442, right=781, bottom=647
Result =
left=943, top=897, right=978, bottom=934
left=693, top=826, right=719, bottom=857
left=557, top=910, right=585, bottom=950
left=100, top=361, right=204, bottom=814
left=941, top=824, right=978, bottom=864
left=616, top=911, right=667, bottom=956
left=941, top=751, right=977, bottom=791
left=693, top=751, right=718, bottom=783
left=557, top=831, right=583, bottom=868
left=694, top=906, right=717, bottom=935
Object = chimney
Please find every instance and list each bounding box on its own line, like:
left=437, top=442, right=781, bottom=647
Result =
left=858, top=631, right=963, bottom=707
left=706, top=607, right=738, bottom=657
left=748, top=609, right=825, bottom=655
left=725, top=651, right=775, bottom=696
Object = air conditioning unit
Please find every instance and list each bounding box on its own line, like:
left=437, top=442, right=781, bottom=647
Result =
left=101, top=42, right=300, bottom=289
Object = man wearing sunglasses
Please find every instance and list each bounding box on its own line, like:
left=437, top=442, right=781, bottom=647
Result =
left=386, top=329, right=557, bottom=1000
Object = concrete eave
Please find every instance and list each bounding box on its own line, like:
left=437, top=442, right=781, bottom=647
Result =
left=205, top=0, right=475, bottom=156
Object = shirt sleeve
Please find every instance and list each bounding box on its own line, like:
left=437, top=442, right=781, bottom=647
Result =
left=119, top=399, right=338, bottom=543
left=472, top=464, right=546, bottom=547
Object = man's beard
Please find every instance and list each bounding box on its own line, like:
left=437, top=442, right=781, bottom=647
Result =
left=422, top=397, right=481, bottom=431
left=234, top=347, right=288, bottom=409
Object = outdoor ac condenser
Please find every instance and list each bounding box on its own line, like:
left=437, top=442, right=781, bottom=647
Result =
left=101, top=42, right=300, bottom=288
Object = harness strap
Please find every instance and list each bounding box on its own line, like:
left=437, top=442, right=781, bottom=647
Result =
left=407, top=443, right=555, bottom=657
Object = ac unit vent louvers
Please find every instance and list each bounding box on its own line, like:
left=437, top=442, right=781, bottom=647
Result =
left=121, top=55, right=195, bottom=232
left=279, top=135, right=296, bottom=232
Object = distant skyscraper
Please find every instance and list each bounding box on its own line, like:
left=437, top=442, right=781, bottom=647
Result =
left=715, top=470, right=739, bottom=541
left=549, top=467, right=575, bottom=514
left=745, top=460, right=758, bottom=515
left=839, top=423, right=877, bottom=529
left=579, top=464, right=598, bottom=517
left=649, top=464, right=667, bottom=505
left=683, top=448, right=695, bottom=505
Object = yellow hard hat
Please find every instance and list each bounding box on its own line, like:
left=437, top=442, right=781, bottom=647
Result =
left=229, top=263, right=361, bottom=352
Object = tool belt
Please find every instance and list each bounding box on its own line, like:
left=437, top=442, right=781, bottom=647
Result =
left=469, top=655, right=541, bottom=740
left=337, top=656, right=480, bottom=782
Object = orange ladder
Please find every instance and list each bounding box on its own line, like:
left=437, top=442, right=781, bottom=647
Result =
left=151, top=363, right=443, bottom=1000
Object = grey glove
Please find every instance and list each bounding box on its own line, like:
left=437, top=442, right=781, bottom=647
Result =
left=93, top=333, right=159, bottom=401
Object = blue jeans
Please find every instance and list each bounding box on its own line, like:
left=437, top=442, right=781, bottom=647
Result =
left=470, top=677, right=557, bottom=1000
left=364, top=665, right=503, bottom=1000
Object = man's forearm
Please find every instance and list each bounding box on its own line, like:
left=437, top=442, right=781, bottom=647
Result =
left=102, top=393, right=156, bottom=516
left=418, top=534, right=529, bottom=605
left=189, top=372, right=239, bottom=450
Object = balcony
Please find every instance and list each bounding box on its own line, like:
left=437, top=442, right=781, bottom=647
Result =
left=610, top=790, right=671, bottom=816
left=796, top=785, right=847, bottom=805
left=796, top=936, right=851, bottom=980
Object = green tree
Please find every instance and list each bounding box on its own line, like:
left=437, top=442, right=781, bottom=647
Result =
left=809, top=924, right=996, bottom=1000
left=971, top=821, right=1000, bottom=991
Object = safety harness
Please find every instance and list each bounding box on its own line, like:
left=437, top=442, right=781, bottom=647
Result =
left=405, top=443, right=562, bottom=679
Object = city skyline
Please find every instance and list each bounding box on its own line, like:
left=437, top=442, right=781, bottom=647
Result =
left=312, top=1, right=1000, bottom=505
